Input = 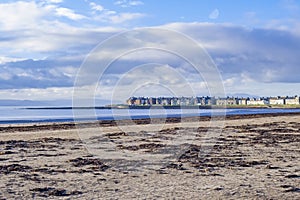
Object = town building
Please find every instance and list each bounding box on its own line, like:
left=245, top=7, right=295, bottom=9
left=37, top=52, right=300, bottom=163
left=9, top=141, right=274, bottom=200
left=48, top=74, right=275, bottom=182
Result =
left=216, top=97, right=238, bottom=106
left=246, top=98, right=269, bottom=105
left=126, top=95, right=299, bottom=106
left=216, top=97, right=227, bottom=106
left=126, top=97, right=137, bottom=105
left=227, top=97, right=239, bottom=105
left=285, top=96, right=300, bottom=105
left=238, top=98, right=249, bottom=105
left=269, top=96, right=285, bottom=105
left=149, top=97, right=157, bottom=105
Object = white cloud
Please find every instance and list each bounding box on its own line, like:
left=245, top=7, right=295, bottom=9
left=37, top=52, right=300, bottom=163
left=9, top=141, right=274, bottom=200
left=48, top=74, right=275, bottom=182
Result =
left=0, top=87, right=74, bottom=101
left=109, top=12, right=145, bottom=23
left=115, top=0, right=144, bottom=7
left=55, top=7, right=87, bottom=20
left=92, top=22, right=300, bottom=96
left=209, top=9, right=219, bottom=19
left=86, top=0, right=145, bottom=24
left=0, top=0, right=145, bottom=55
left=92, top=10, right=145, bottom=24
left=93, top=64, right=212, bottom=102
left=0, top=56, right=27, bottom=65
left=89, top=2, right=104, bottom=11
left=128, top=1, right=144, bottom=6
left=0, top=72, right=12, bottom=81
left=263, top=18, right=300, bottom=36
left=0, top=1, right=50, bottom=30
left=45, top=0, right=64, bottom=3
left=115, top=0, right=124, bottom=5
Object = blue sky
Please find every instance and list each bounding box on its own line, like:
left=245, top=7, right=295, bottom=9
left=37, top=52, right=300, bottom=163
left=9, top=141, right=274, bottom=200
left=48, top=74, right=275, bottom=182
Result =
left=0, top=0, right=300, bottom=102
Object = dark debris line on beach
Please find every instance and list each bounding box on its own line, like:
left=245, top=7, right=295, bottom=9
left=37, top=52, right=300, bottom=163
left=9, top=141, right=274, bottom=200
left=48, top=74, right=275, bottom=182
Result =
left=69, top=157, right=110, bottom=171
left=30, top=187, right=83, bottom=197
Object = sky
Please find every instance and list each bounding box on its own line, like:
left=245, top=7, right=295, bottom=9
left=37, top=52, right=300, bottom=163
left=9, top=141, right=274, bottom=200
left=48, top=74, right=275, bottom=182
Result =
left=0, top=0, right=300, bottom=103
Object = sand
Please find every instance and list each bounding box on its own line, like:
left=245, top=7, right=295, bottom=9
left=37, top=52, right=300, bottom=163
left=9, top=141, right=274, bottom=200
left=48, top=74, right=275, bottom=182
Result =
left=0, top=113, right=299, bottom=199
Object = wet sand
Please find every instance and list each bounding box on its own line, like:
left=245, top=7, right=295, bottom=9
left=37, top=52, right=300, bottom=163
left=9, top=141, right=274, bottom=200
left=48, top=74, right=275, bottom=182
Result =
left=0, top=113, right=299, bottom=199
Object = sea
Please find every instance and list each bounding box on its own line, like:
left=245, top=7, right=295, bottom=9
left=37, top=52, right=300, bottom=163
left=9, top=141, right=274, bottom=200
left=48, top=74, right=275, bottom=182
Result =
left=0, top=106, right=300, bottom=124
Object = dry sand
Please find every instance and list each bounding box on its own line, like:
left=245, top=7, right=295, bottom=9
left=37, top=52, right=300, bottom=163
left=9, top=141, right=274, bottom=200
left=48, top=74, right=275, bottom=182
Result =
left=0, top=113, right=299, bottom=199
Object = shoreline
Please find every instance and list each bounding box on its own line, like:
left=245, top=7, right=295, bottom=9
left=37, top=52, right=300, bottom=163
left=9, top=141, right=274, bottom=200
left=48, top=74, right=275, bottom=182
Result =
left=2, top=107, right=300, bottom=126
left=1, top=111, right=300, bottom=131
left=22, top=105, right=300, bottom=109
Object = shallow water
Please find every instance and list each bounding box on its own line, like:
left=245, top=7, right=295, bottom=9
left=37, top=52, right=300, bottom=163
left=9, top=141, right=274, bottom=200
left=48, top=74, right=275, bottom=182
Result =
left=0, top=106, right=300, bottom=124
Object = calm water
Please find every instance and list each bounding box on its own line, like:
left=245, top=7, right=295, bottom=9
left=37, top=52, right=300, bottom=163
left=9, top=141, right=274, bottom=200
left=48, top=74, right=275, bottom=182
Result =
left=0, top=106, right=300, bottom=124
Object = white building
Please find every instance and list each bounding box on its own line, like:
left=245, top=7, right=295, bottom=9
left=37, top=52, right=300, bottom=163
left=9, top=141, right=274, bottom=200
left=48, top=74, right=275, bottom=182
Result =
left=238, top=98, right=249, bottom=105
left=247, top=98, right=268, bottom=105
left=269, top=97, right=285, bottom=105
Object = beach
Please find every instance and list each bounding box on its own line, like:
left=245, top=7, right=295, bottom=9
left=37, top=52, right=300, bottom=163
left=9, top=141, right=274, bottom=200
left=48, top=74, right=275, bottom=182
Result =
left=0, top=113, right=299, bottom=199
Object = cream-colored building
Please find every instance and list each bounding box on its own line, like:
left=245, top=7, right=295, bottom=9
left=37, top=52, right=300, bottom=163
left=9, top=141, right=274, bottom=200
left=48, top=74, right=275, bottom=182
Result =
left=269, top=97, right=285, bottom=105
left=247, top=98, right=268, bottom=105
left=285, top=96, right=300, bottom=105
left=238, top=98, right=249, bottom=105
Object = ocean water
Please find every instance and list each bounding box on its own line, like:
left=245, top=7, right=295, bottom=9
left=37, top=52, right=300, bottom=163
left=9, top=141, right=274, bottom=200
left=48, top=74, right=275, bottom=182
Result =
left=0, top=106, right=300, bottom=124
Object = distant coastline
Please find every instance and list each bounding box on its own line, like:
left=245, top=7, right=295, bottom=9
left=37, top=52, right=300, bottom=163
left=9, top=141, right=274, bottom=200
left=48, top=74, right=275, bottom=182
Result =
left=22, top=104, right=300, bottom=110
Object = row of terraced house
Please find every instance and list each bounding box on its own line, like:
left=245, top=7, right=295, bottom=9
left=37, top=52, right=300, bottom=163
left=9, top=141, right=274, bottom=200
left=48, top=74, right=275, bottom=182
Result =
left=126, top=96, right=300, bottom=106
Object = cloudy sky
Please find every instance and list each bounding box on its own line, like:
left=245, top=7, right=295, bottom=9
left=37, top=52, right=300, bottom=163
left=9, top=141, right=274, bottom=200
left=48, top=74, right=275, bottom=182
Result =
left=1, top=0, right=300, bottom=103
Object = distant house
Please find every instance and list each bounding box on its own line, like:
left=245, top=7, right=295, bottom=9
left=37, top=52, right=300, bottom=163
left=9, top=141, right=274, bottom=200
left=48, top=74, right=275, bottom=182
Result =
left=178, top=97, right=190, bottom=106
left=200, top=97, right=205, bottom=105
left=200, top=96, right=214, bottom=105
left=238, top=98, right=249, bottom=105
left=156, top=97, right=162, bottom=105
left=149, top=97, right=157, bottom=105
left=161, top=97, right=171, bottom=105
left=216, top=97, right=238, bottom=106
left=216, top=97, right=227, bottom=106
left=135, top=98, right=142, bottom=105
left=209, top=97, right=216, bottom=105
left=227, top=97, right=238, bottom=105
left=170, top=98, right=178, bottom=106
left=126, top=97, right=137, bottom=105
left=269, top=96, right=285, bottom=105
left=247, top=98, right=268, bottom=105
left=126, top=97, right=151, bottom=105
left=285, top=96, right=300, bottom=105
